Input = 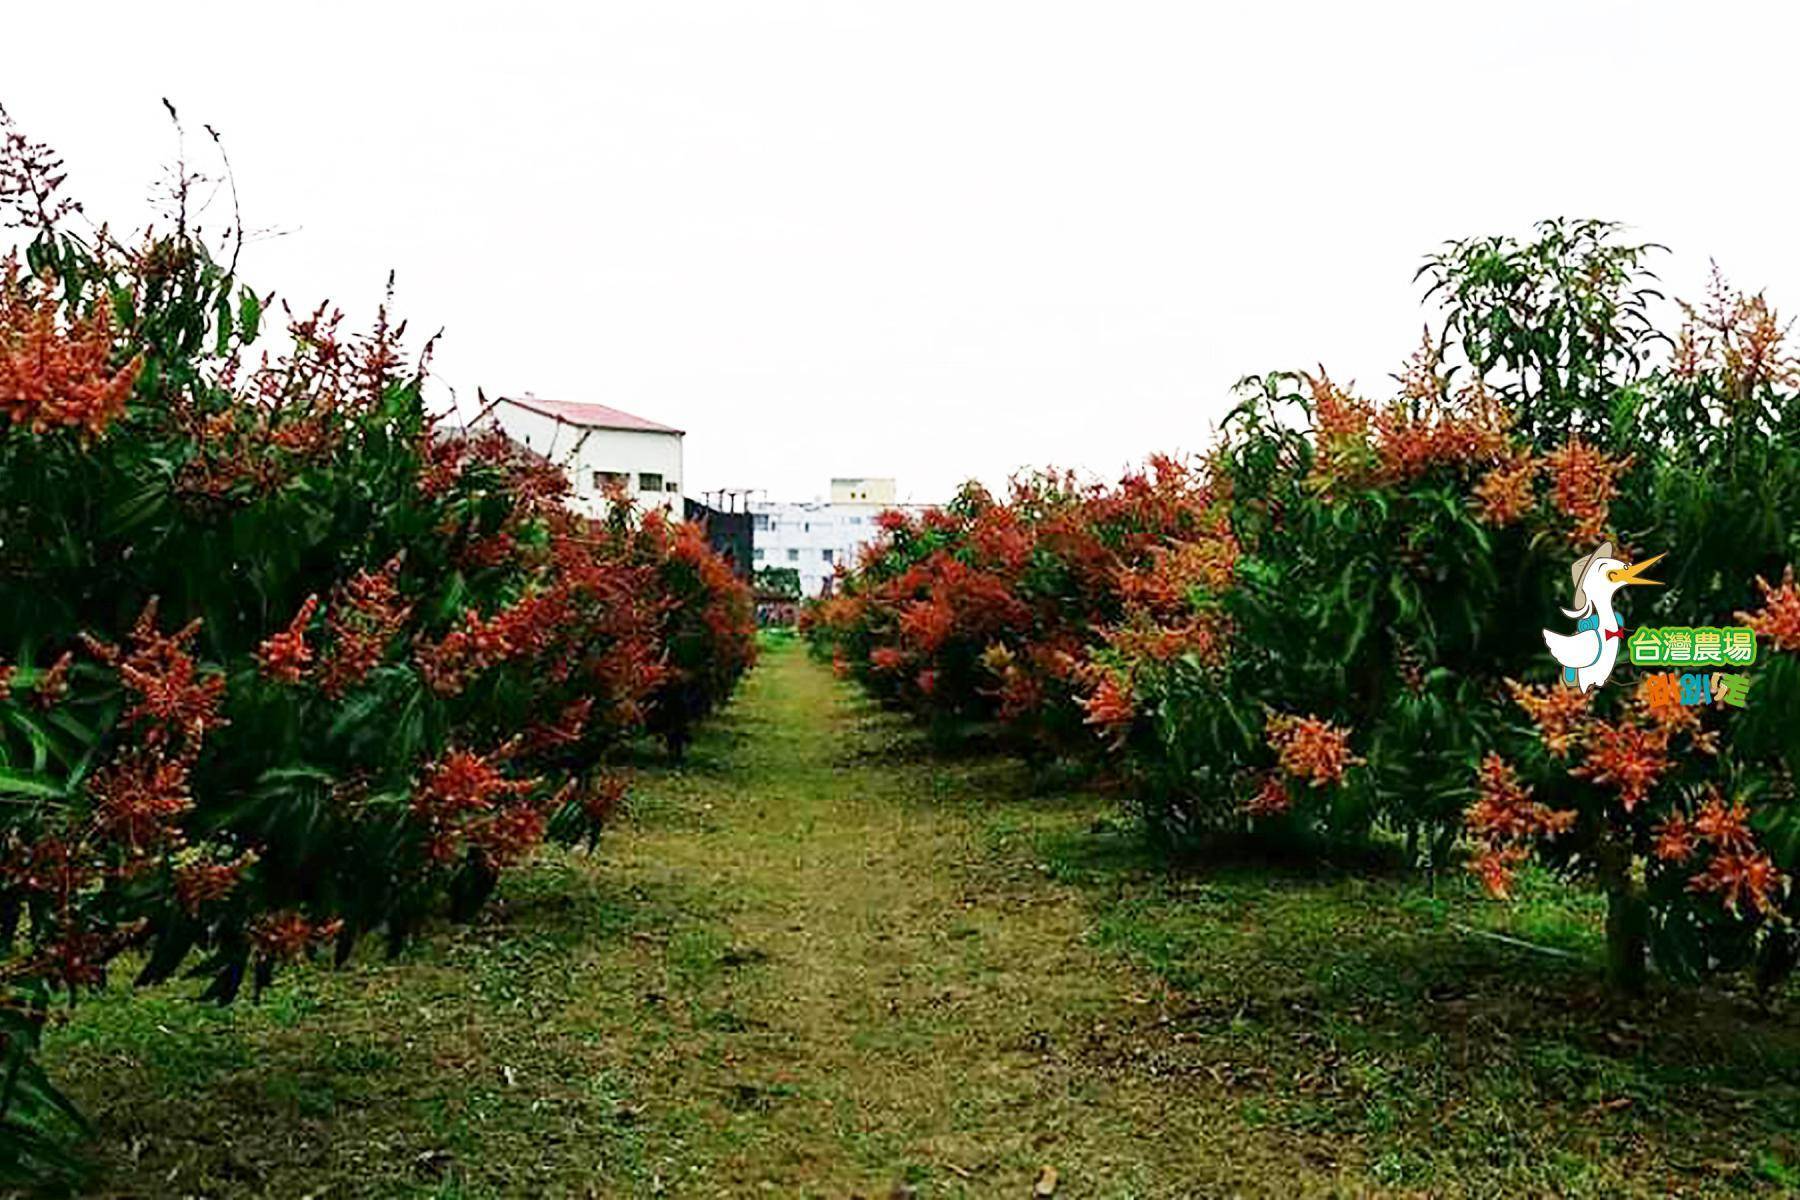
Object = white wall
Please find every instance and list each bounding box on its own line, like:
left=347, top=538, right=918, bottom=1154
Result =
left=485, top=404, right=684, bottom=518
left=748, top=501, right=871, bottom=597
left=749, top=500, right=938, bottom=597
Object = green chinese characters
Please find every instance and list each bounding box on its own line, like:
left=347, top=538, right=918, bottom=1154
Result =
left=1628, top=625, right=1757, bottom=667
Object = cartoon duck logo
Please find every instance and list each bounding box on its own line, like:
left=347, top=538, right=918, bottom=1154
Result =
left=1542, top=541, right=1665, bottom=692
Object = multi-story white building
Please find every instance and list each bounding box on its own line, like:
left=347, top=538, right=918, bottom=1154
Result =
left=477, top=394, right=684, bottom=518
left=748, top=478, right=928, bottom=598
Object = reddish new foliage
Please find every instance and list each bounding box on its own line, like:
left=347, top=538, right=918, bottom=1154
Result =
left=1689, top=850, right=1787, bottom=917
left=0, top=288, right=752, bottom=1026
left=581, top=772, right=630, bottom=825
left=1571, top=716, right=1671, bottom=813
left=0, top=606, right=239, bottom=997
left=1651, top=812, right=1698, bottom=863
left=812, top=457, right=1235, bottom=757
left=1542, top=436, right=1632, bottom=544
left=87, top=752, right=193, bottom=856
left=411, top=749, right=541, bottom=865
left=1264, top=712, right=1361, bottom=788
left=522, top=698, right=593, bottom=753
left=1678, top=787, right=1793, bottom=918
left=1099, top=614, right=1227, bottom=670
left=1635, top=673, right=1718, bottom=754
left=1505, top=679, right=1592, bottom=759
left=1244, top=773, right=1292, bottom=818
left=869, top=646, right=905, bottom=673
left=1482, top=666, right=1786, bottom=926
left=257, top=594, right=319, bottom=684
left=249, top=911, right=343, bottom=964
left=32, top=650, right=71, bottom=709
left=117, top=600, right=227, bottom=748
left=1691, top=790, right=1757, bottom=854
left=318, top=557, right=412, bottom=698
left=1079, top=674, right=1135, bottom=733
left=0, top=255, right=143, bottom=436
left=1465, top=754, right=1575, bottom=898
left=1473, top=450, right=1538, bottom=527
left=1303, top=369, right=1513, bottom=491
left=173, top=853, right=255, bottom=914
left=1736, top=564, right=1800, bottom=653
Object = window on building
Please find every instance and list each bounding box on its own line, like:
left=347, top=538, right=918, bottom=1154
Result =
left=753, top=513, right=770, bottom=531
left=665, top=480, right=679, bottom=492
left=849, top=515, right=863, bottom=525
left=821, top=548, right=833, bottom=563
left=594, top=470, right=627, bottom=491
left=638, top=472, right=663, bottom=492
left=802, top=522, right=810, bottom=532
left=752, top=548, right=765, bottom=562
left=786, top=549, right=799, bottom=562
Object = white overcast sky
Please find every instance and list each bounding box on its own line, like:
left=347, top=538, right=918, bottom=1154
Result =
left=7, top=1, right=1799, bottom=503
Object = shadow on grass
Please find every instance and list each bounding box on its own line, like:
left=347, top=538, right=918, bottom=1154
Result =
left=825, top=664, right=1800, bottom=1187
left=612, top=723, right=755, bottom=776
left=834, top=717, right=1019, bottom=767
left=42, top=849, right=730, bottom=1197
left=1031, top=814, right=1800, bottom=1190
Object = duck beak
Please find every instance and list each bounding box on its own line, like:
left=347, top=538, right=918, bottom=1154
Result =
left=1607, top=552, right=1666, bottom=587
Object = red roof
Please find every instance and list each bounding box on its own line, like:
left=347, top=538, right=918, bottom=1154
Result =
left=499, top=395, right=683, bottom=435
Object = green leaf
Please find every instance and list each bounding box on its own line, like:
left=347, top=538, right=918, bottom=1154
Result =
left=1, top=710, right=63, bottom=773
left=0, top=769, right=63, bottom=800
left=214, top=292, right=233, bottom=356
left=238, top=287, right=262, bottom=343
left=254, top=765, right=339, bottom=788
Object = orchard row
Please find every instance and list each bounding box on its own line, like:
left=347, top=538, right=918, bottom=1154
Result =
left=807, top=220, right=1800, bottom=998
left=0, top=114, right=754, bottom=1181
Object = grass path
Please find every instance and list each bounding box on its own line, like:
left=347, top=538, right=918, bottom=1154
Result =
left=569, top=634, right=1308, bottom=1195
left=42, top=640, right=1800, bottom=1196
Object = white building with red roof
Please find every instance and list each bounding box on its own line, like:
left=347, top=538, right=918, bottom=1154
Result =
left=478, top=393, right=685, bottom=518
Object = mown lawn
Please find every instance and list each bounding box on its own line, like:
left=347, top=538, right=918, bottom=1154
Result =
left=32, top=641, right=1800, bottom=1196
left=1030, top=823, right=1800, bottom=1193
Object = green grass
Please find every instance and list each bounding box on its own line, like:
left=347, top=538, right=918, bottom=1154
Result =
left=1035, top=828, right=1800, bottom=1193
left=754, top=625, right=798, bottom=651
left=33, top=641, right=1800, bottom=1197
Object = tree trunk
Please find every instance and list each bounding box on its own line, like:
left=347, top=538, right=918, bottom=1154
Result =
left=1604, top=865, right=1649, bottom=995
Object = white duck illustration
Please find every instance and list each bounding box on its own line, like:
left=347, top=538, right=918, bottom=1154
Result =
left=1542, top=541, right=1665, bottom=692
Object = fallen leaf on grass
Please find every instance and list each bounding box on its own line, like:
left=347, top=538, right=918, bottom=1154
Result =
left=1034, top=1164, right=1059, bottom=1196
